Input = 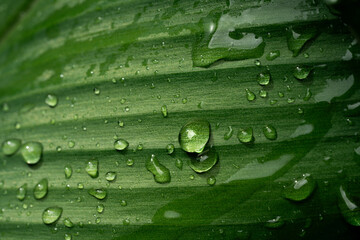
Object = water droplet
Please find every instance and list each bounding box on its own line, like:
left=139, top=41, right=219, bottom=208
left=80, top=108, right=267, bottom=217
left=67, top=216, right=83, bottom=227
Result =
left=175, top=158, right=183, bottom=170
left=97, top=204, right=104, bottom=213
left=237, top=127, right=253, bottom=143
left=266, top=50, right=280, bottom=61
left=179, top=119, right=210, bottom=153
left=257, top=71, right=271, bottom=86
left=34, top=179, right=48, bottom=200
left=283, top=173, right=316, bottom=201
left=192, top=12, right=265, bottom=67
left=2, top=139, right=21, bottom=156
left=20, top=142, right=43, bottom=165
left=2, top=102, right=9, bottom=112
left=293, top=65, right=313, bottom=80
left=64, top=233, right=72, bottom=240
left=123, top=218, right=130, bottom=225
left=254, top=59, right=261, bottom=66
left=259, top=90, right=268, bottom=98
left=263, top=125, right=277, bottom=140
left=64, top=165, right=72, bottom=179
left=105, top=172, right=116, bottom=182
left=77, top=183, right=84, bottom=189
left=42, top=207, right=62, bottom=224
left=278, top=92, right=284, bottom=98
left=189, top=147, right=218, bottom=173
left=338, top=185, right=360, bottom=226
left=93, top=88, right=100, bottom=95
left=166, top=144, right=175, bottom=155
left=265, top=216, right=284, bottom=229
left=287, top=26, right=317, bottom=57
left=120, top=200, right=127, bottom=206
left=207, top=176, right=216, bottom=186
left=64, top=217, right=74, bottom=228
left=114, top=139, right=129, bottom=151
left=15, top=122, right=21, bottom=130
left=161, top=105, right=168, bottom=118
left=126, top=159, right=134, bottom=166
left=146, top=154, right=171, bottom=183
left=45, top=94, right=58, bottom=107
left=85, top=159, right=99, bottom=178
left=245, top=89, right=256, bottom=101
left=88, top=188, right=107, bottom=200
left=303, top=88, right=312, bottom=101
left=224, top=126, right=233, bottom=140
left=68, top=141, right=75, bottom=148
left=16, top=184, right=27, bottom=201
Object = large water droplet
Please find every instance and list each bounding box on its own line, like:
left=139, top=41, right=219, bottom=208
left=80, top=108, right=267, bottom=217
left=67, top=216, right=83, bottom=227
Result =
left=16, top=184, right=27, bottom=201
left=287, top=26, right=317, bottom=57
left=114, top=139, right=129, bottom=151
left=45, top=94, right=58, bottom=107
left=237, top=127, right=254, bottom=143
left=179, top=119, right=210, bottom=153
left=88, top=188, right=107, bottom=200
left=282, top=173, right=316, bottom=201
left=2, top=139, right=21, bottom=156
left=338, top=185, right=360, bottom=226
left=189, top=147, right=218, bottom=173
left=20, top=142, right=43, bottom=165
left=42, top=206, right=62, bottom=224
left=34, top=179, right=48, bottom=200
left=192, top=11, right=265, bottom=67
left=85, top=159, right=98, bottom=178
left=146, top=154, right=171, bottom=183
left=263, top=125, right=277, bottom=140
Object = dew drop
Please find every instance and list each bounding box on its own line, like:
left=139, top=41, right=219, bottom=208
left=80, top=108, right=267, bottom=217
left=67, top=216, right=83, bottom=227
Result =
left=224, top=126, right=233, bottom=140
left=189, top=147, right=218, bottom=173
left=64, top=165, right=72, bottom=179
left=166, top=144, right=175, bottom=155
left=237, top=127, right=253, bottom=143
left=85, top=159, right=99, bottom=178
left=263, top=125, right=277, bottom=140
left=293, top=65, right=313, bottom=80
left=97, top=204, right=104, bottom=213
left=257, top=71, right=271, bottom=86
left=45, top=94, right=58, bottom=107
left=207, top=176, right=216, bottom=186
left=42, top=207, right=62, bottom=224
left=245, top=89, right=256, bottom=101
left=105, top=172, right=116, bottom=182
left=266, top=50, right=280, bottom=61
left=20, top=142, right=43, bottom=165
left=2, top=139, right=21, bottom=156
left=145, top=154, right=171, bottom=183
left=179, top=119, right=210, bottom=153
left=88, top=188, right=107, bottom=200
left=34, top=179, right=48, bottom=200
left=114, top=139, right=129, bottom=151
left=16, top=184, right=27, bottom=201
left=282, top=173, right=316, bottom=201
left=64, top=217, right=74, bottom=228
left=161, top=105, right=168, bottom=118
left=338, top=185, right=360, bottom=226
left=175, top=158, right=183, bottom=170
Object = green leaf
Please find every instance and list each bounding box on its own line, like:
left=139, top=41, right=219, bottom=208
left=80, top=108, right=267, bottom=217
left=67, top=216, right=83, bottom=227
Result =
left=0, top=0, right=359, bottom=239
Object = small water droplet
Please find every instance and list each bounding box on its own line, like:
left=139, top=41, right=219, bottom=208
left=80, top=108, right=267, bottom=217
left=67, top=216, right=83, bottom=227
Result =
left=64, top=233, right=72, bottom=240
left=114, top=139, right=129, bottom=151
left=85, top=159, right=99, bottom=178
left=42, top=207, right=62, bottom=224
left=265, top=216, right=284, bottom=229
left=97, top=204, right=104, bottom=213
left=237, top=127, right=253, bottom=143
left=34, top=179, right=48, bottom=200
left=338, top=185, right=360, bottom=226
left=2, top=139, right=21, bottom=156
left=224, top=126, right=233, bottom=140
left=175, top=158, right=183, bottom=170
left=64, top=217, right=74, bottom=228
left=64, top=165, right=72, bottom=179
left=266, top=50, right=280, bottom=61
left=263, top=125, right=277, bottom=140
left=303, top=88, right=312, bottom=101
left=45, top=94, right=58, bottom=107
left=257, top=71, right=271, bottom=86
left=161, top=105, right=168, bottom=118
left=207, top=176, right=216, bottom=186
left=293, top=65, right=313, bottom=80
left=105, top=172, right=116, bottom=182
left=16, top=184, right=27, bottom=201
left=120, top=200, right=127, bottom=206
left=88, top=188, right=107, bottom=200
left=20, top=142, right=43, bottom=165
left=68, top=141, right=75, bottom=148
left=259, top=90, right=268, bottom=98
left=93, top=88, right=100, bottom=95
left=287, top=26, right=317, bottom=57
left=146, top=154, right=171, bottom=183
left=245, top=89, right=256, bottom=101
